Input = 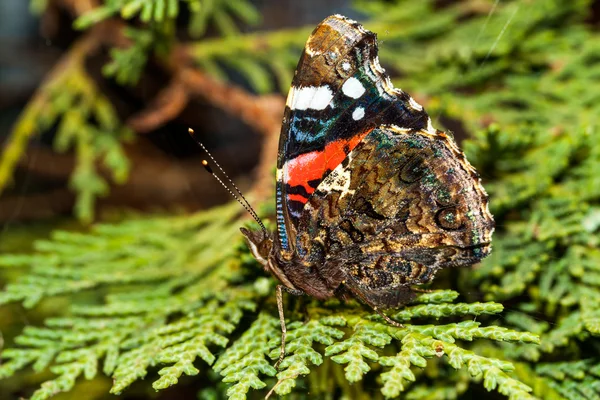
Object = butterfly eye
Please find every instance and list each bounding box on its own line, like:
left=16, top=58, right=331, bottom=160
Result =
left=435, top=207, right=464, bottom=230
left=400, top=155, right=427, bottom=183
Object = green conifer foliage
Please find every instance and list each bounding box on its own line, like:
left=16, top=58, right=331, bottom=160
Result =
left=0, top=204, right=539, bottom=399
left=2, top=0, right=600, bottom=398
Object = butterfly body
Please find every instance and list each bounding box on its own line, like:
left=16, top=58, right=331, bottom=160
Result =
left=242, top=15, right=494, bottom=315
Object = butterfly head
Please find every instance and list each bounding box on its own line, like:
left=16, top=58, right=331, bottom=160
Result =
left=241, top=226, right=303, bottom=292
left=240, top=227, right=273, bottom=267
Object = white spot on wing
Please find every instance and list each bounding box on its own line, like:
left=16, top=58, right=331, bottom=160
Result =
left=386, top=124, right=411, bottom=135
left=372, top=56, right=386, bottom=74
left=342, top=62, right=351, bottom=71
left=342, top=77, right=366, bottom=99
left=286, top=85, right=334, bottom=111
left=383, top=76, right=395, bottom=92
left=290, top=209, right=302, bottom=218
left=426, top=118, right=435, bottom=134
left=408, top=96, right=423, bottom=111
left=352, top=107, right=365, bottom=120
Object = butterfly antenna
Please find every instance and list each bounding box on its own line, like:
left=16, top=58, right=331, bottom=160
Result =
left=188, top=128, right=268, bottom=233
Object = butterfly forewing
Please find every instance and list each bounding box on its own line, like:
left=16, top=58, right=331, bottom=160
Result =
left=276, top=15, right=432, bottom=252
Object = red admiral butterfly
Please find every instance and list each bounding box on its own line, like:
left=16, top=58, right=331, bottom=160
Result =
left=201, top=15, right=494, bottom=365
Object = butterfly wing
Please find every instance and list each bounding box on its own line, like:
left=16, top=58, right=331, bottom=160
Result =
left=295, top=125, right=495, bottom=308
left=276, top=15, right=431, bottom=252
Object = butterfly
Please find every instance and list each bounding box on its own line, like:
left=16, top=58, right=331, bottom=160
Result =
left=239, top=14, right=494, bottom=364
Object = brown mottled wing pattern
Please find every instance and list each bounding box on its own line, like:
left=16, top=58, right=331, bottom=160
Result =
left=295, top=125, right=495, bottom=308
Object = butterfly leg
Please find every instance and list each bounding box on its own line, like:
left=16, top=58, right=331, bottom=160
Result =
left=341, top=278, right=416, bottom=328
left=371, top=306, right=404, bottom=327
left=411, top=287, right=436, bottom=293
left=354, top=295, right=404, bottom=328
left=275, top=285, right=305, bottom=369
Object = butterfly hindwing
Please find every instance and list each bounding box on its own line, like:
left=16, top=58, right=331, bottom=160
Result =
left=276, top=15, right=432, bottom=252
left=295, top=125, right=494, bottom=307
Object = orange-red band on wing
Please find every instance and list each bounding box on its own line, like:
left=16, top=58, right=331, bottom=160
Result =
left=287, top=193, right=308, bottom=204
left=285, top=129, right=371, bottom=195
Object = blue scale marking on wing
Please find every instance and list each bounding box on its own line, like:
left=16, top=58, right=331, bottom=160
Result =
left=288, top=115, right=334, bottom=145
left=276, top=183, right=289, bottom=250
left=287, top=73, right=392, bottom=160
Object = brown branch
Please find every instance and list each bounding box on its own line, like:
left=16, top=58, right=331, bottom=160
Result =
left=177, top=68, right=284, bottom=201
left=6, top=6, right=286, bottom=221
left=177, top=68, right=284, bottom=136
left=126, top=75, right=190, bottom=133
left=125, top=57, right=285, bottom=201
left=126, top=65, right=284, bottom=136
left=49, top=0, right=99, bottom=17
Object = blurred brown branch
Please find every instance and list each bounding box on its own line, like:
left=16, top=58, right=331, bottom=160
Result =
left=126, top=64, right=284, bottom=202
left=1, top=4, right=284, bottom=222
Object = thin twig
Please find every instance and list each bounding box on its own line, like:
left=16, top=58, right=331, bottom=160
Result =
left=264, top=374, right=299, bottom=400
